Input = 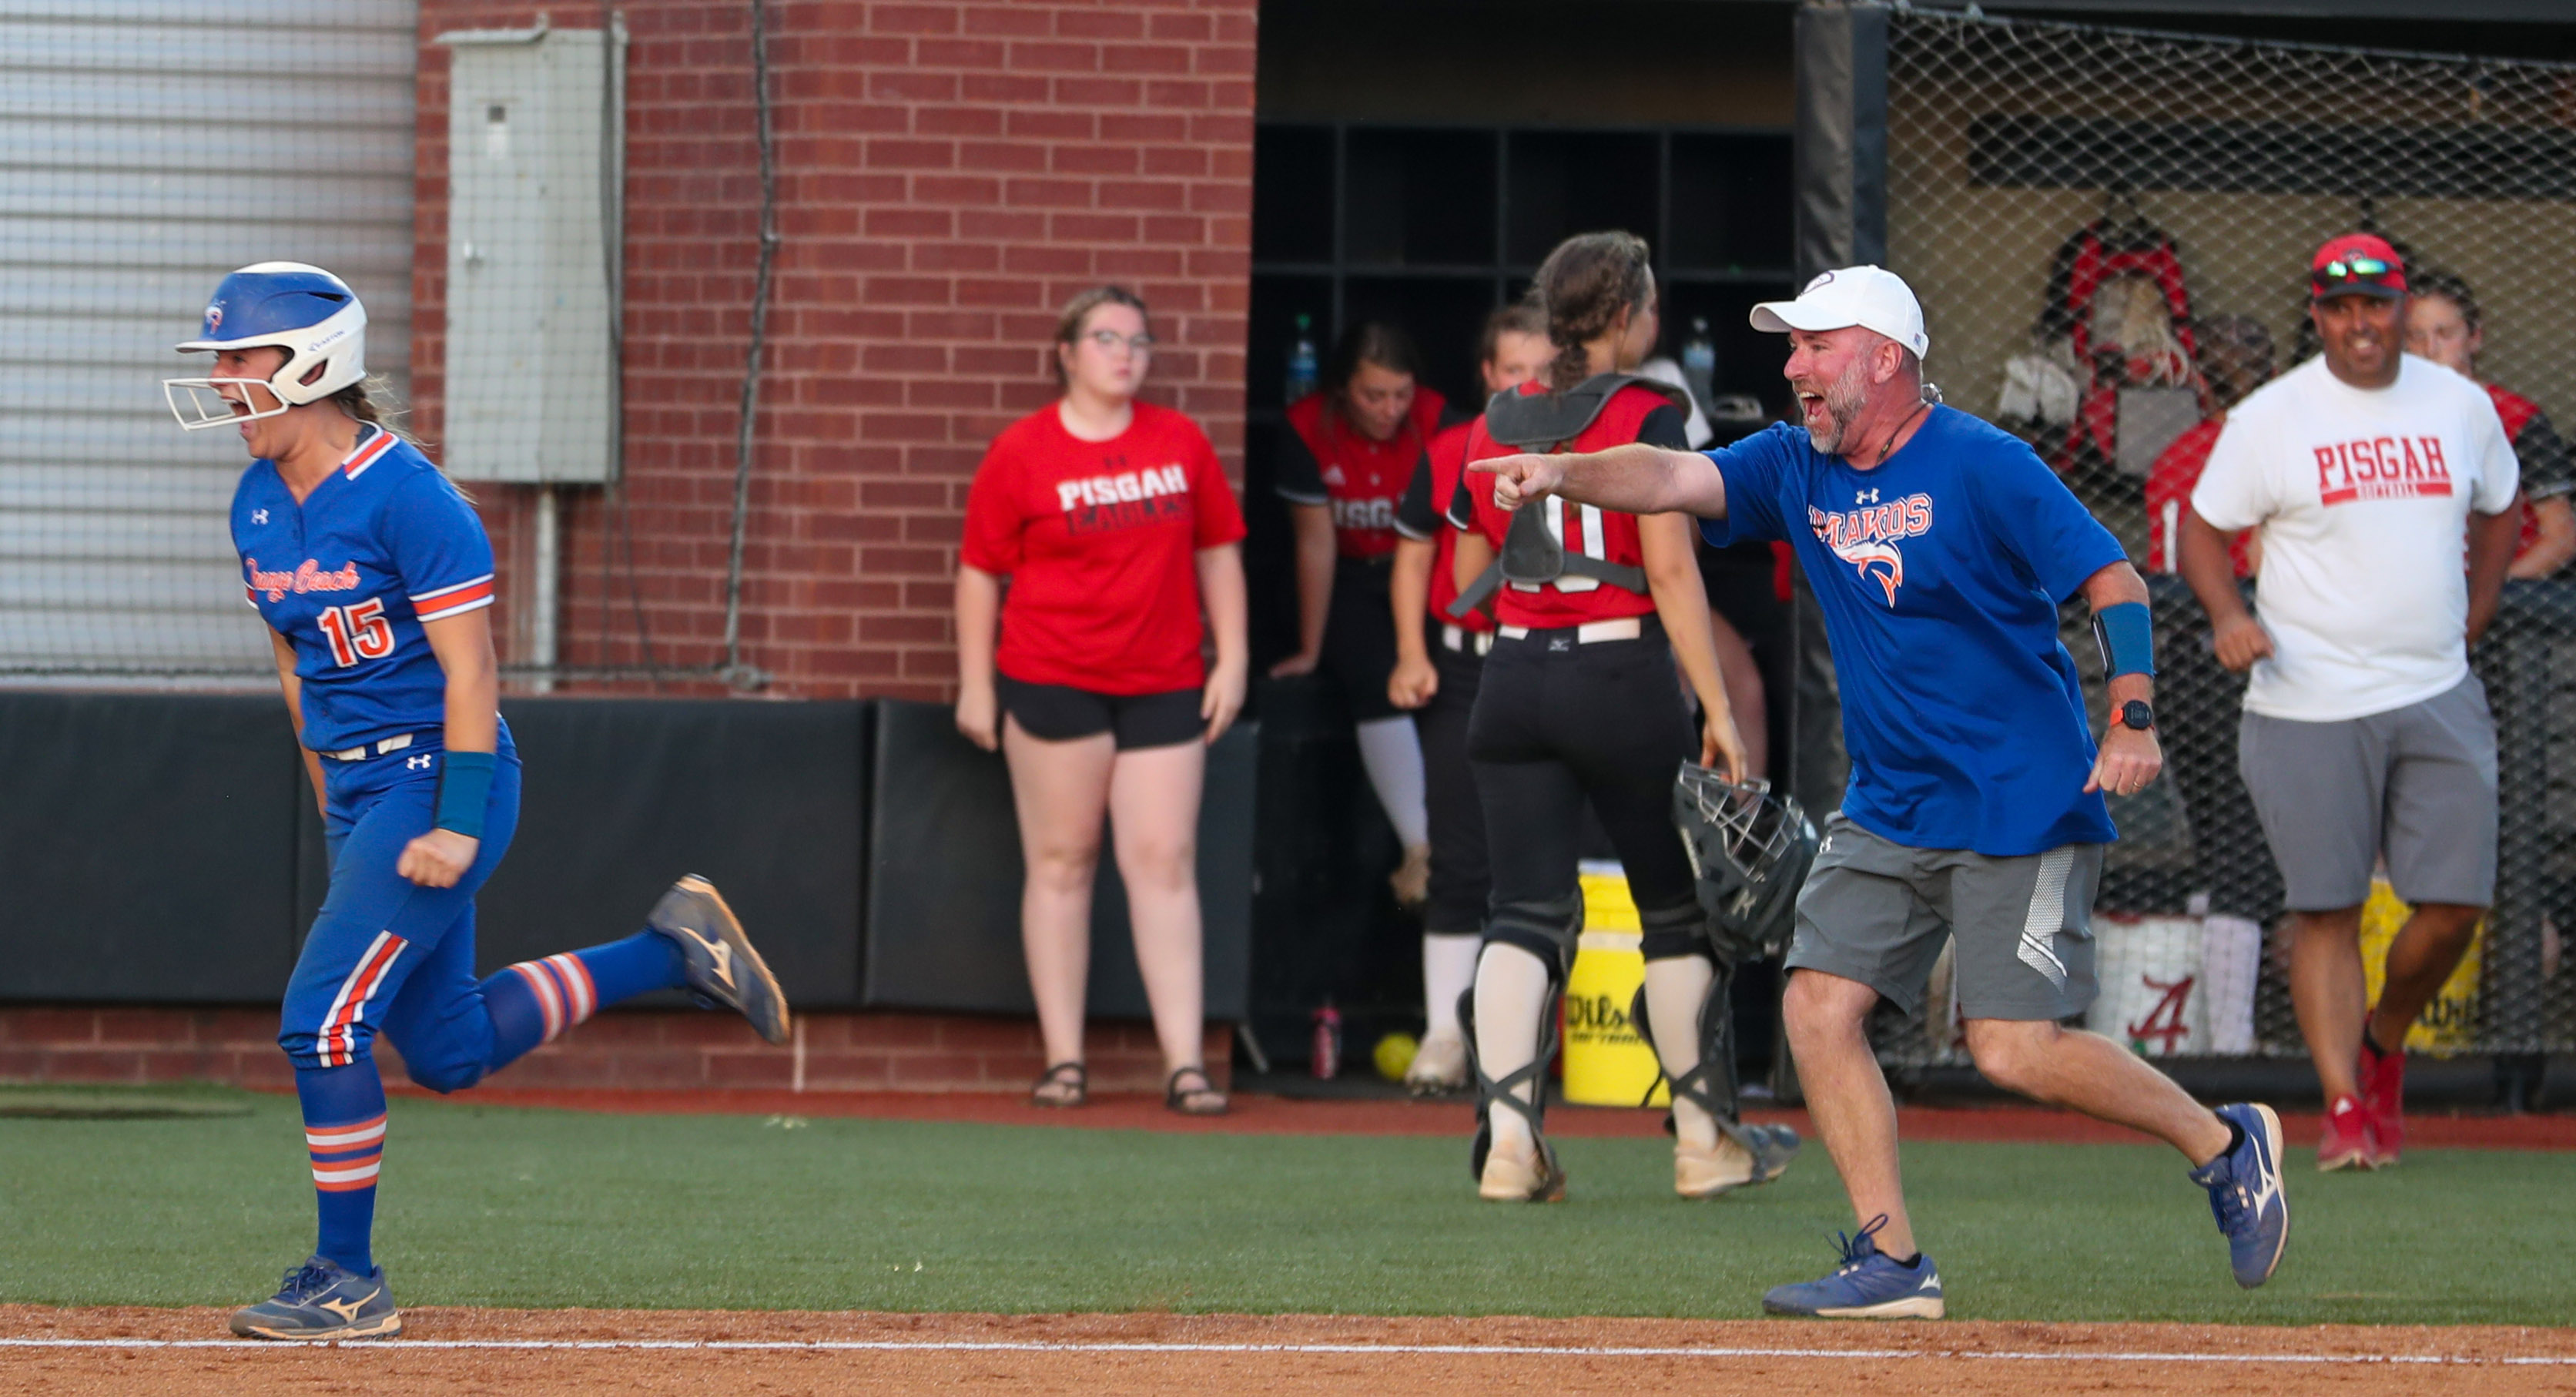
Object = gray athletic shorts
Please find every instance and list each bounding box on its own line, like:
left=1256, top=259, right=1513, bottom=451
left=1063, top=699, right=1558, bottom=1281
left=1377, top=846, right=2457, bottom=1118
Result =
left=2238, top=675, right=2498, bottom=912
left=1785, top=813, right=2104, bottom=1023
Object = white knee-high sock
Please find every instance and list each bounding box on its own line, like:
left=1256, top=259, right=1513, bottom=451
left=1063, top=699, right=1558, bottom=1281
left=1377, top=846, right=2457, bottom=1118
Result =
left=1354, top=716, right=1429, bottom=849
left=1423, top=932, right=1482, bottom=1036
left=1643, top=954, right=1720, bottom=1149
left=1473, top=942, right=1552, bottom=1154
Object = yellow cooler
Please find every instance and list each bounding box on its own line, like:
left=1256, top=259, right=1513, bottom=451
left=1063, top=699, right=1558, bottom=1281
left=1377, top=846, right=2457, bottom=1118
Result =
left=1562, top=862, right=1670, bottom=1107
left=2358, top=877, right=2483, bottom=1055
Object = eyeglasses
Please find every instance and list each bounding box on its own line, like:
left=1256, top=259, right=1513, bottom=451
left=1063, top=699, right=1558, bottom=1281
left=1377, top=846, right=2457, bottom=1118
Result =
left=1084, top=329, right=1155, bottom=355
left=2313, top=256, right=2393, bottom=284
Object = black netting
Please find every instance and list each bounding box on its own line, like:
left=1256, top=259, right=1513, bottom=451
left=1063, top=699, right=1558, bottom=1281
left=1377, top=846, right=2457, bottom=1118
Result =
left=1875, top=8, right=2576, bottom=1064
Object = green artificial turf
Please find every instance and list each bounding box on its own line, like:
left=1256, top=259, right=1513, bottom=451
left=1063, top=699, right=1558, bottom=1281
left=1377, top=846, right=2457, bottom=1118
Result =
left=0, top=1087, right=2564, bottom=1325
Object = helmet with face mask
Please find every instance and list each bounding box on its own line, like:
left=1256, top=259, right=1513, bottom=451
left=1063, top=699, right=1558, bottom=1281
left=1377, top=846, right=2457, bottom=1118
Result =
left=164, top=262, right=367, bottom=430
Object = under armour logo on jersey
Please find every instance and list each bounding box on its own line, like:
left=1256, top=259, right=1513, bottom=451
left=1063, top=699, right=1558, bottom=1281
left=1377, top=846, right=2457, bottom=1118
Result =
left=1856, top=489, right=1880, bottom=504
left=407, top=754, right=432, bottom=770
left=253, top=509, right=269, bottom=524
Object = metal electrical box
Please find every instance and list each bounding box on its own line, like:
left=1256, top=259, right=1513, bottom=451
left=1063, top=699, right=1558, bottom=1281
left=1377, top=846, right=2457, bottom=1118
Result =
left=437, top=25, right=621, bottom=482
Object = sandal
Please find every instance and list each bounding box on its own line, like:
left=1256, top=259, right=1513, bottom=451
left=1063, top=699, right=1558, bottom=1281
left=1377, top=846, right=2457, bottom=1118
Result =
left=1030, top=1061, right=1087, bottom=1108
left=1165, top=1065, right=1230, bottom=1117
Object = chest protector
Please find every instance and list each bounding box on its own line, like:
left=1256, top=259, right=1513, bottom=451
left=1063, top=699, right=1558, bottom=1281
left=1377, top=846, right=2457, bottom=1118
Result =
left=1446, top=374, right=1688, bottom=621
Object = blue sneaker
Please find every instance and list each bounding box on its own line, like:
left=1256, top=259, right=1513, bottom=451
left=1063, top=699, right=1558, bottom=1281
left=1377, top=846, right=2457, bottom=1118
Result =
left=2190, top=1101, right=2289, bottom=1289
left=229, top=1256, right=402, bottom=1340
left=1761, top=1215, right=1945, bottom=1319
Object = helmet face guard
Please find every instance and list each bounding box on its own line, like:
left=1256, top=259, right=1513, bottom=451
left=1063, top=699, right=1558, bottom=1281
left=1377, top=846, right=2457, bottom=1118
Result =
left=164, top=262, right=367, bottom=432
left=163, top=377, right=295, bottom=431
left=1672, top=764, right=1819, bottom=964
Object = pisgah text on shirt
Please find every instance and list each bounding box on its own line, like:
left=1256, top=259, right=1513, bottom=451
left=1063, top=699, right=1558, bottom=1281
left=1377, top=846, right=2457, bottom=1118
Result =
left=2315, top=435, right=2452, bottom=505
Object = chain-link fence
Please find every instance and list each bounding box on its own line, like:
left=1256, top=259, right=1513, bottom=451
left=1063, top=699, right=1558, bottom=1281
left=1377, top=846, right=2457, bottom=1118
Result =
left=1874, top=7, right=2576, bottom=1068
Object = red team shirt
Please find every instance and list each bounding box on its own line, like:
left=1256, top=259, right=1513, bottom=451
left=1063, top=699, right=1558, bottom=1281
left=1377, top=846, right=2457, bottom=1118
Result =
left=1448, top=381, right=1681, bottom=630
left=1397, top=419, right=1492, bottom=632
left=2145, top=417, right=2253, bottom=578
left=962, top=401, right=1246, bottom=695
left=1276, top=387, right=1449, bottom=561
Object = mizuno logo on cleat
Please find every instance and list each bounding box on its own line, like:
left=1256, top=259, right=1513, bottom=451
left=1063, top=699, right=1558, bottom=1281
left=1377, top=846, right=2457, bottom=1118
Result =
left=317, top=1291, right=375, bottom=1321
left=679, top=927, right=737, bottom=990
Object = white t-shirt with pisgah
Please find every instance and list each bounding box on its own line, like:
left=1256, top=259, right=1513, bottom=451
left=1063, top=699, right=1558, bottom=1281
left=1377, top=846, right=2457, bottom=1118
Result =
left=2190, top=353, right=2518, bottom=722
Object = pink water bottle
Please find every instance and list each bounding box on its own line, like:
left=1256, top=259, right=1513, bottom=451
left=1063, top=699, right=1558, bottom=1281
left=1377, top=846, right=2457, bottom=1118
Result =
left=1311, top=1003, right=1343, bottom=1080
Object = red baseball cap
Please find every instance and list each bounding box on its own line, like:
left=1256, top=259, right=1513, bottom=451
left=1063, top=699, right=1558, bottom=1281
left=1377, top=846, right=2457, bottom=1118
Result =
left=2310, top=233, right=2407, bottom=300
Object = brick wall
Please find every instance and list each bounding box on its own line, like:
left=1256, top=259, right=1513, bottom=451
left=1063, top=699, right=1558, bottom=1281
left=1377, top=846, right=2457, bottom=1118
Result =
left=413, top=1, right=1257, bottom=697
left=0, top=1007, right=1227, bottom=1095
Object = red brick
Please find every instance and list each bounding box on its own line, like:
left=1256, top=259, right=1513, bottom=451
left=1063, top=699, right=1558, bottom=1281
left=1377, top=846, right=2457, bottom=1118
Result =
left=887, top=1052, right=985, bottom=1088
left=707, top=1053, right=798, bottom=1088
left=41, top=1049, right=145, bottom=1083
left=411, top=0, right=1252, bottom=705
left=2, top=1008, right=98, bottom=1045
left=657, top=1014, right=776, bottom=1047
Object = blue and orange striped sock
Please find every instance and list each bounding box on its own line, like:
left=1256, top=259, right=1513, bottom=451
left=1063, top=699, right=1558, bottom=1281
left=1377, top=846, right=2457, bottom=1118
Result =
left=480, top=932, right=685, bottom=1073
left=294, top=1064, right=387, bottom=1276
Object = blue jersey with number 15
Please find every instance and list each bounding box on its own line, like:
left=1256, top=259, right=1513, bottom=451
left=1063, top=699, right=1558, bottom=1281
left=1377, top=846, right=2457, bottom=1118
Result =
left=229, top=426, right=496, bottom=754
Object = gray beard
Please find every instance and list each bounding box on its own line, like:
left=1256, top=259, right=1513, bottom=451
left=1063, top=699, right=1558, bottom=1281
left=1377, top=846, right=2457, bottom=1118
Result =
left=1803, top=362, right=1871, bottom=454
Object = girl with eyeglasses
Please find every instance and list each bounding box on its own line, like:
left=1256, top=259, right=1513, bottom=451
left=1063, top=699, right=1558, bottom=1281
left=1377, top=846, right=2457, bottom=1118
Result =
left=956, top=285, right=1250, bottom=1116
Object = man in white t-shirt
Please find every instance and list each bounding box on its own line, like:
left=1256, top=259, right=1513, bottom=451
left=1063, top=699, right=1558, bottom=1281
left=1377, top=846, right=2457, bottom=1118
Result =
left=2180, top=233, right=2521, bottom=1174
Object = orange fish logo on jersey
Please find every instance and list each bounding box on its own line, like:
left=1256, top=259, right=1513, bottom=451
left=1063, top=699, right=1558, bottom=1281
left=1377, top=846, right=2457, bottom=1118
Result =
left=1808, top=492, right=1935, bottom=606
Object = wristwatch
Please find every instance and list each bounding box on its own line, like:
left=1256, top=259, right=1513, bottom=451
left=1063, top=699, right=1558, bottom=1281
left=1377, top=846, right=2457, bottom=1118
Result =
left=2118, top=699, right=2156, bottom=732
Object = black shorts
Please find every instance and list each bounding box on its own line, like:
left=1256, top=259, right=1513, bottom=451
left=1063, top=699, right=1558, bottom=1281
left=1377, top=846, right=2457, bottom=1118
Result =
left=998, top=676, right=1202, bottom=749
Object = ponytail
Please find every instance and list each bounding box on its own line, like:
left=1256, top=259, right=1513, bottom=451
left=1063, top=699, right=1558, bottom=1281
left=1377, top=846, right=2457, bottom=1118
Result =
left=1533, top=232, right=1653, bottom=394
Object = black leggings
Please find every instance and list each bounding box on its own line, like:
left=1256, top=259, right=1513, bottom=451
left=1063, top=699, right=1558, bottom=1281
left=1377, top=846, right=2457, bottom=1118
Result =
left=1466, top=618, right=1703, bottom=968
left=1417, top=639, right=1491, bottom=935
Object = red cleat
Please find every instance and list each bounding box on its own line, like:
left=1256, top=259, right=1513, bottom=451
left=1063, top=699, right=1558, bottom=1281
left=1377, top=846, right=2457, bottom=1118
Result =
left=2317, top=1093, right=2372, bottom=1171
left=2360, top=1037, right=2405, bottom=1168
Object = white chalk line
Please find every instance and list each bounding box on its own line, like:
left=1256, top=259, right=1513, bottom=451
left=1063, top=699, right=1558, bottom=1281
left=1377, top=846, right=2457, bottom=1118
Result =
left=3, top=1336, right=2573, bottom=1365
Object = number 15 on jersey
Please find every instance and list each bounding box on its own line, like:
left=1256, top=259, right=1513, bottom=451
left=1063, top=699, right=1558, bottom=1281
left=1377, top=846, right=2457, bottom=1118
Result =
left=317, top=599, right=395, bottom=667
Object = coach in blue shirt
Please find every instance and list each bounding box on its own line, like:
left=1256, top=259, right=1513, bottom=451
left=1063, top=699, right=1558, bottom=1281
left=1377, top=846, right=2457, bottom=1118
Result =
left=1473, top=266, right=2287, bottom=1316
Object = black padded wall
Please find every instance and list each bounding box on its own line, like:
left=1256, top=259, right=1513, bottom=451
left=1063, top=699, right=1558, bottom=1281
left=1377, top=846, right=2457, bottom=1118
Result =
left=3, top=692, right=868, bottom=1008
left=473, top=698, right=869, bottom=1008
left=0, top=692, right=307, bottom=1000
left=862, top=699, right=1255, bottom=1020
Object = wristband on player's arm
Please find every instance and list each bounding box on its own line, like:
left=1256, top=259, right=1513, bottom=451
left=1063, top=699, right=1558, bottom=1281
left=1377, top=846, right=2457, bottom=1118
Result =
left=2091, top=600, right=2156, bottom=678
left=433, top=749, right=497, bottom=840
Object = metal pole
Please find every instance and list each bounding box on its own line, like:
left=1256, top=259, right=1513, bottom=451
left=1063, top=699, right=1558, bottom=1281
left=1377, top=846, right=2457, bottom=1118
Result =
left=722, top=0, right=778, bottom=691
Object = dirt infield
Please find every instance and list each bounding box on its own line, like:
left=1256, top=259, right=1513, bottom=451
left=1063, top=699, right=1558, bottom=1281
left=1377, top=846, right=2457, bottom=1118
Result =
left=8, top=1306, right=2576, bottom=1396
left=370, top=1084, right=2576, bottom=1150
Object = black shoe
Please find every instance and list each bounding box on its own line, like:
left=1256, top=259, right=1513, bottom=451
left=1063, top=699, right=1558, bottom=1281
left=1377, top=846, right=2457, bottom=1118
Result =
left=647, top=876, right=791, bottom=1044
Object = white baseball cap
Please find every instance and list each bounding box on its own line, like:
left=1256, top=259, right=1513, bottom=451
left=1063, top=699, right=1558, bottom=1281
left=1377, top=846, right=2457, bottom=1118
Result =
left=1750, top=265, right=1929, bottom=358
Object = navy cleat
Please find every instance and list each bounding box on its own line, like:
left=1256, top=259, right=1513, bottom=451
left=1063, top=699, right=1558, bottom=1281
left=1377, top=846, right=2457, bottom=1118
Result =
left=229, top=1256, right=400, bottom=1340
left=2191, top=1101, right=2290, bottom=1289
left=647, top=875, right=791, bottom=1045
left=1761, top=1215, right=1944, bottom=1319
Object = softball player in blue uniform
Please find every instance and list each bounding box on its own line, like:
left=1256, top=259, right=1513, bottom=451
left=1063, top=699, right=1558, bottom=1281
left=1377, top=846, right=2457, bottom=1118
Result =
left=166, top=263, right=791, bottom=1341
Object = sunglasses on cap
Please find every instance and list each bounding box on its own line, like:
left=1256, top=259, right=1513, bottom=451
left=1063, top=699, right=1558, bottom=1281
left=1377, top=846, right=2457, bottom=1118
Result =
left=2313, top=256, right=2395, bottom=286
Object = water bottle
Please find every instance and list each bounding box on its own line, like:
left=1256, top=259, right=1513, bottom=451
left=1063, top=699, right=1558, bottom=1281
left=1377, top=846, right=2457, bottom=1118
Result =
left=1311, top=1002, right=1343, bottom=1080
left=1285, top=314, right=1319, bottom=406
left=1680, top=317, right=1717, bottom=417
